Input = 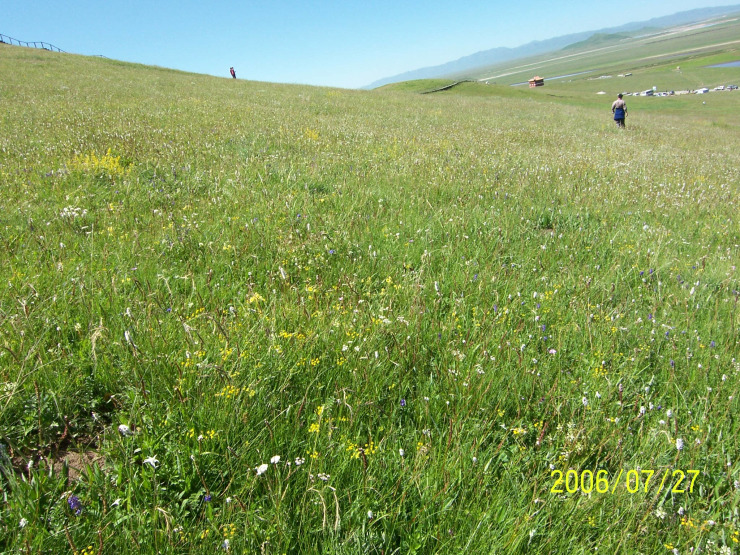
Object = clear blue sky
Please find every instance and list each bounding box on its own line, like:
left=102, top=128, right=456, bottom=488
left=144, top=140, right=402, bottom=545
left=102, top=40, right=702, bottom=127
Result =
left=3, top=1, right=738, bottom=88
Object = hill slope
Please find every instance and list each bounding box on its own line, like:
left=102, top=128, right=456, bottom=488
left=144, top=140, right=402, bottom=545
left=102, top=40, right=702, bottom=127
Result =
left=1, top=45, right=739, bottom=554
left=366, top=4, right=740, bottom=88
left=469, top=13, right=740, bottom=90
left=561, top=32, right=634, bottom=51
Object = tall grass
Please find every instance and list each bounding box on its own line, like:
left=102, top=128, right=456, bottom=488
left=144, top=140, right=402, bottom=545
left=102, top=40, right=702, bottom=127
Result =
left=1, top=45, right=739, bottom=553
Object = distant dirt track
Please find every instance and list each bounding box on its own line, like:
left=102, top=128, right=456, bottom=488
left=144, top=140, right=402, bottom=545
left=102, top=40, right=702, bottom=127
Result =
left=420, top=80, right=474, bottom=94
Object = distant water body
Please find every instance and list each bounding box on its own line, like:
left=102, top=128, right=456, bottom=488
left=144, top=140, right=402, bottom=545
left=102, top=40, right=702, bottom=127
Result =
left=707, top=61, right=740, bottom=67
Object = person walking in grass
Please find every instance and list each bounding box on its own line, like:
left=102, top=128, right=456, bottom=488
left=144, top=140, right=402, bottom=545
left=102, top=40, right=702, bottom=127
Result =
left=612, top=93, right=627, bottom=128
left=230, top=67, right=236, bottom=79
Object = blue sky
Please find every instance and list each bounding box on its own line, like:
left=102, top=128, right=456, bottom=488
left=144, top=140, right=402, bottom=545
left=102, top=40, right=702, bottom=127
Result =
left=3, top=1, right=738, bottom=88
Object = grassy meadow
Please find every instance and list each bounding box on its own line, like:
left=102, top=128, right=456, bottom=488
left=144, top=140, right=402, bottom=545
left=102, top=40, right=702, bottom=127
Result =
left=1, top=43, right=739, bottom=553
left=464, top=14, right=740, bottom=127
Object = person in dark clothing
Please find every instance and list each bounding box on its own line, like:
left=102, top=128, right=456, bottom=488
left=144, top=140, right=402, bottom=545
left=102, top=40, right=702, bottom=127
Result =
left=230, top=67, right=236, bottom=79
left=611, top=93, right=627, bottom=128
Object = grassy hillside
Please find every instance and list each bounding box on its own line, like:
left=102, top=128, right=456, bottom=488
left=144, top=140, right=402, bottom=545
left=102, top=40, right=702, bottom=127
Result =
left=470, top=14, right=740, bottom=91
left=561, top=32, right=634, bottom=51
left=1, top=45, right=739, bottom=554
left=407, top=15, right=740, bottom=129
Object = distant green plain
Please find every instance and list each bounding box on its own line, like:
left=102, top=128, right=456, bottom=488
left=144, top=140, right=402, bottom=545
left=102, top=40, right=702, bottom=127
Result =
left=389, top=15, right=740, bottom=126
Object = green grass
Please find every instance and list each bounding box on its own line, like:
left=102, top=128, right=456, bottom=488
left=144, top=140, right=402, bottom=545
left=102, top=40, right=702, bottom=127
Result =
left=1, top=44, right=739, bottom=554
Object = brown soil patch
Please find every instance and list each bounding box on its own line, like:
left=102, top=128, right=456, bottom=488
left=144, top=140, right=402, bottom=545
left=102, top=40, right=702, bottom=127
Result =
left=9, top=442, right=105, bottom=483
left=52, top=450, right=106, bottom=480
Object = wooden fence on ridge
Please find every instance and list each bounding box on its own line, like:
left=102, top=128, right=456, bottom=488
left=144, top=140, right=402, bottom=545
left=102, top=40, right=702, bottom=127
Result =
left=0, top=33, right=66, bottom=53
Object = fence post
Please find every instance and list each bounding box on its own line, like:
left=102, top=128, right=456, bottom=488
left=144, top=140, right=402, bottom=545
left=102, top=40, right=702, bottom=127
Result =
left=0, top=33, right=66, bottom=53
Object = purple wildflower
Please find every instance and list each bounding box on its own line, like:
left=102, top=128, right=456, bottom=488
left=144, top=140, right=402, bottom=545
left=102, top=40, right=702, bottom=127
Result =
left=400, top=399, right=406, bottom=407
left=68, top=495, right=82, bottom=515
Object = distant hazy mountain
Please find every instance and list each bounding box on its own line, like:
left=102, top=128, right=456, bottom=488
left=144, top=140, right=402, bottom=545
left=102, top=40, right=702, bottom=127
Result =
left=365, top=4, right=740, bottom=89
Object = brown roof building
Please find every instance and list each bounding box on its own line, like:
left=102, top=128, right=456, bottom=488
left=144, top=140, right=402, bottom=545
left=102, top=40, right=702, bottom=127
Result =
left=528, top=76, right=544, bottom=87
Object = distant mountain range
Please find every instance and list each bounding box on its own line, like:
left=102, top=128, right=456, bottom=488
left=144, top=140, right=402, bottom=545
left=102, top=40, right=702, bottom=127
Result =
left=364, top=4, right=740, bottom=89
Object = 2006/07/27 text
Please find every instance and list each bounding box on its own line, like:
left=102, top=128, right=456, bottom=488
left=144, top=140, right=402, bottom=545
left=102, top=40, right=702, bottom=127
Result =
left=551, top=469, right=699, bottom=494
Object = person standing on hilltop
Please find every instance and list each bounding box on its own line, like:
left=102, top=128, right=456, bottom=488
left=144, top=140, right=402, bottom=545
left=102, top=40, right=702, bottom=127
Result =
left=611, top=93, right=627, bottom=128
left=230, top=67, right=236, bottom=79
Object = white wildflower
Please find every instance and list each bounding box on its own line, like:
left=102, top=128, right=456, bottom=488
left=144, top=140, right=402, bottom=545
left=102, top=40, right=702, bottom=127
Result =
left=143, top=456, right=159, bottom=469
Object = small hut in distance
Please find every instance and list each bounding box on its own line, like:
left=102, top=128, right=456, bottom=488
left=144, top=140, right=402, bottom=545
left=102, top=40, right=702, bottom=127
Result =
left=528, top=76, right=544, bottom=88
